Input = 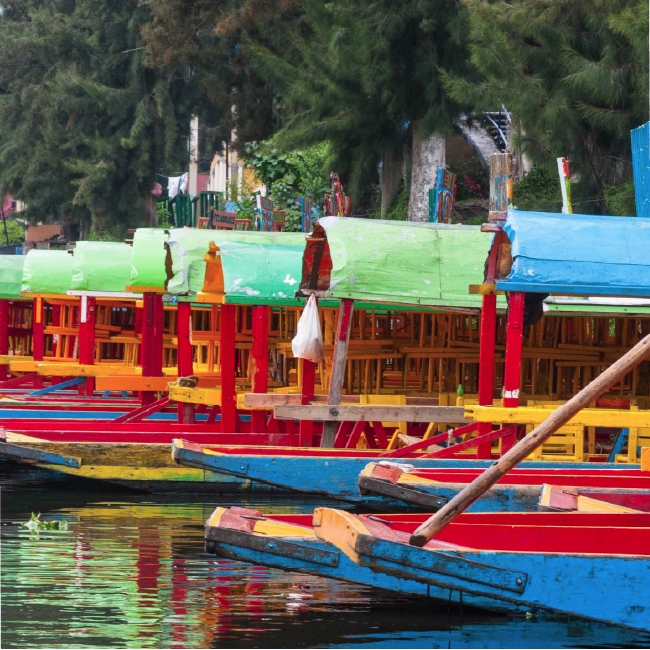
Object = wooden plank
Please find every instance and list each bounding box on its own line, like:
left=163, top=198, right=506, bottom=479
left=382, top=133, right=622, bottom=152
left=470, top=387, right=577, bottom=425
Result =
left=275, top=405, right=468, bottom=423
left=95, top=376, right=177, bottom=392
left=37, top=363, right=142, bottom=377
left=168, top=385, right=222, bottom=405
left=0, top=355, right=32, bottom=364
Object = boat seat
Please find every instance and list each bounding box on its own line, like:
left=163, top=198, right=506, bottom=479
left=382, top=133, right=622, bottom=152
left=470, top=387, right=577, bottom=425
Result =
left=527, top=423, right=586, bottom=462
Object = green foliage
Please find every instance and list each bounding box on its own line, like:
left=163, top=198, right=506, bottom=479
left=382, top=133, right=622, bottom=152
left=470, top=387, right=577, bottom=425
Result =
left=513, top=168, right=562, bottom=212
left=0, top=0, right=207, bottom=235
left=157, top=201, right=172, bottom=229
left=244, top=141, right=331, bottom=232
left=603, top=181, right=636, bottom=216
left=443, top=0, right=649, bottom=212
left=23, top=512, right=68, bottom=532
left=381, top=189, right=409, bottom=221
left=86, top=230, right=119, bottom=242
left=0, top=220, right=25, bottom=246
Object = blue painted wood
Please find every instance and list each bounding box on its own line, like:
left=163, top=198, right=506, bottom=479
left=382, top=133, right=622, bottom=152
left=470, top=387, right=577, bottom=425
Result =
left=0, top=442, right=80, bottom=467
left=0, top=409, right=214, bottom=422
left=172, top=442, right=638, bottom=506
left=608, top=428, right=629, bottom=462
left=631, top=122, right=650, bottom=218
left=28, top=378, right=85, bottom=396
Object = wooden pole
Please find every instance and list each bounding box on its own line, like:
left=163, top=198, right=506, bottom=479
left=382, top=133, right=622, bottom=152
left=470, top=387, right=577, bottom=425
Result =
left=299, top=359, right=316, bottom=446
left=503, top=292, right=525, bottom=407
left=322, top=298, right=354, bottom=447
left=176, top=300, right=195, bottom=424
left=476, top=293, right=496, bottom=458
left=220, top=303, right=237, bottom=432
left=409, top=330, right=650, bottom=547
left=78, top=295, right=96, bottom=396
left=141, top=292, right=164, bottom=405
left=32, top=297, right=44, bottom=362
left=0, top=299, right=8, bottom=380
left=251, top=305, right=269, bottom=432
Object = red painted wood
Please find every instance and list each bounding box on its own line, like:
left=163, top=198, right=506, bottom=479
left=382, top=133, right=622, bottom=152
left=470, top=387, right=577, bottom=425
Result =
left=114, top=396, right=170, bottom=423
left=251, top=305, right=269, bottom=433
left=220, top=304, right=237, bottom=432
left=423, top=426, right=518, bottom=458
left=0, top=299, right=9, bottom=379
left=176, top=301, right=195, bottom=424
left=337, top=298, right=354, bottom=341
left=299, top=359, right=316, bottom=446
left=503, top=292, right=525, bottom=407
left=32, top=298, right=44, bottom=361
left=141, top=293, right=164, bottom=405
left=477, top=293, right=497, bottom=457
left=380, top=423, right=479, bottom=458
left=78, top=296, right=96, bottom=396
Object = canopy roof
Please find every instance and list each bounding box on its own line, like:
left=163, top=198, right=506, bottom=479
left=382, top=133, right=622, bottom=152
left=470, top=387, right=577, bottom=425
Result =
left=129, top=228, right=169, bottom=291
left=21, top=249, right=75, bottom=295
left=70, top=242, right=133, bottom=293
left=498, top=210, right=650, bottom=296
left=0, top=255, right=26, bottom=299
left=299, top=217, right=496, bottom=311
left=166, top=228, right=305, bottom=298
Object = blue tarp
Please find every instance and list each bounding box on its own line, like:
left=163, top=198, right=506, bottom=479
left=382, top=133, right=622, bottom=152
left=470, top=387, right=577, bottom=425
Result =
left=496, top=210, right=650, bottom=297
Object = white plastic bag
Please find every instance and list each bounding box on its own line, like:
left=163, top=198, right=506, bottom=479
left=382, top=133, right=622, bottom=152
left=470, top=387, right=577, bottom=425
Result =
left=291, top=294, right=324, bottom=363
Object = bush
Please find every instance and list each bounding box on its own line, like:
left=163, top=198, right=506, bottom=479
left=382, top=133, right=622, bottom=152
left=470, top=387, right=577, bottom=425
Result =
left=0, top=220, right=25, bottom=245
left=603, top=181, right=636, bottom=216
left=513, top=167, right=562, bottom=212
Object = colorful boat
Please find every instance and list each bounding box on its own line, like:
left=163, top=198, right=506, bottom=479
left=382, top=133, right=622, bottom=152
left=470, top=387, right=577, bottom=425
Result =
left=204, top=505, right=650, bottom=631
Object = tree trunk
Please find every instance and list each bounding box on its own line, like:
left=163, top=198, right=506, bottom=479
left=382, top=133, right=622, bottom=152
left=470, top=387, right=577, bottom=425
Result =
left=408, top=126, right=445, bottom=222
left=143, top=190, right=158, bottom=227
left=380, top=147, right=403, bottom=218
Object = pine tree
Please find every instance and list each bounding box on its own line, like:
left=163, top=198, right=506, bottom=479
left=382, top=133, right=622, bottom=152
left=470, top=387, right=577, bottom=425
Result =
left=443, top=0, right=648, bottom=213
left=0, top=0, right=206, bottom=236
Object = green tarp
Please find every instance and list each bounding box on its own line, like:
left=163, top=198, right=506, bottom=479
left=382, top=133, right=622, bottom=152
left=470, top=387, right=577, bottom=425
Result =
left=21, top=250, right=75, bottom=295
left=0, top=255, right=26, bottom=299
left=129, top=228, right=169, bottom=290
left=314, top=217, right=496, bottom=310
left=166, top=228, right=305, bottom=298
left=70, top=242, right=133, bottom=293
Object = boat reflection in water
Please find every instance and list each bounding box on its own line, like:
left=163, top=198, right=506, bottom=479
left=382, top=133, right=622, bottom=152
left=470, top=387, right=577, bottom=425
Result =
left=2, top=464, right=650, bottom=649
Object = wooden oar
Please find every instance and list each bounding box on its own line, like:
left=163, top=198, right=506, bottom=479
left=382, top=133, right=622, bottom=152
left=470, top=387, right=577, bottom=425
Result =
left=409, top=331, right=650, bottom=547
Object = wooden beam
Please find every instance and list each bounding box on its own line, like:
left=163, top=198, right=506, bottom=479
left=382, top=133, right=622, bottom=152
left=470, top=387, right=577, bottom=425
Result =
left=32, top=297, right=44, bottom=362
left=0, top=299, right=8, bottom=380
left=220, top=304, right=237, bottom=432
left=251, top=305, right=269, bottom=432
left=274, top=404, right=468, bottom=423
left=176, top=301, right=195, bottom=424
left=503, top=292, right=525, bottom=407
left=96, top=376, right=176, bottom=392
left=322, top=298, right=354, bottom=446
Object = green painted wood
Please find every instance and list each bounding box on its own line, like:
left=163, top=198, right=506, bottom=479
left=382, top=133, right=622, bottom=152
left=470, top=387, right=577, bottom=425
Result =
left=21, top=249, right=75, bottom=295
left=70, top=242, right=133, bottom=292
left=0, top=255, right=26, bottom=299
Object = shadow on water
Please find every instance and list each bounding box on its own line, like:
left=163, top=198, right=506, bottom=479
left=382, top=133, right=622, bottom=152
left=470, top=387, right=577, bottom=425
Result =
left=2, top=460, right=650, bottom=649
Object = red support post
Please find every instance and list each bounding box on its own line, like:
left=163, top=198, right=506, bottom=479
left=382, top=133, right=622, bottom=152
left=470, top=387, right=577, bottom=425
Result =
left=503, top=292, right=525, bottom=408
left=299, top=359, right=316, bottom=446
left=250, top=305, right=269, bottom=432
left=220, top=304, right=237, bottom=432
left=32, top=297, right=44, bottom=362
left=78, top=295, right=96, bottom=396
left=0, top=299, right=8, bottom=380
left=176, top=301, right=195, bottom=424
left=476, top=293, right=497, bottom=458
left=141, top=292, right=164, bottom=405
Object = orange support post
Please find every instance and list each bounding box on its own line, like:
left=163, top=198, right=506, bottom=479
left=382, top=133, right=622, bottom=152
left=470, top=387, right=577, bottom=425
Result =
left=78, top=295, right=96, bottom=396
left=503, top=292, right=525, bottom=408
left=141, top=293, right=164, bottom=405
left=251, top=305, right=269, bottom=432
left=0, top=299, right=8, bottom=380
left=476, top=293, right=497, bottom=458
left=220, top=304, right=237, bottom=432
left=176, top=301, right=195, bottom=424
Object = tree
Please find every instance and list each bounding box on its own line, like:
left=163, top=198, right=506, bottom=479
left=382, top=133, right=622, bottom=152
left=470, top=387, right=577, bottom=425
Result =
left=442, top=0, right=648, bottom=213
left=0, top=220, right=25, bottom=246
left=0, top=0, right=207, bottom=236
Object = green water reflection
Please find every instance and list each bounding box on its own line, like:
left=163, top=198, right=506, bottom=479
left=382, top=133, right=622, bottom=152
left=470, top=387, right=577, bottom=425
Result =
left=2, top=461, right=650, bottom=649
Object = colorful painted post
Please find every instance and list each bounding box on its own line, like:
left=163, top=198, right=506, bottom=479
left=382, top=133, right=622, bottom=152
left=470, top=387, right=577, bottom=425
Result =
left=557, top=157, right=573, bottom=214
left=476, top=293, right=497, bottom=457
left=322, top=298, right=355, bottom=447
left=503, top=292, right=525, bottom=408
left=0, top=299, right=8, bottom=379
left=176, top=300, right=195, bottom=424
left=141, top=293, right=164, bottom=405
left=251, top=305, right=269, bottom=432
left=300, top=359, right=316, bottom=446
left=220, top=304, right=237, bottom=432
left=32, top=297, right=44, bottom=362
left=78, top=295, right=96, bottom=396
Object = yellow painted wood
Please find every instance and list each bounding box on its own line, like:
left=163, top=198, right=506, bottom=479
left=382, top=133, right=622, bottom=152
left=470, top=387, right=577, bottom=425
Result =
left=9, top=360, right=38, bottom=372
left=40, top=464, right=206, bottom=481
left=254, top=520, right=316, bottom=537
left=642, top=447, right=650, bottom=471
left=169, top=385, right=222, bottom=405
left=36, top=363, right=143, bottom=377
left=576, top=494, right=641, bottom=513
left=207, top=507, right=227, bottom=528
left=0, top=355, right=32, bottom=364
left=312, top=507, right=371, bottom=563
left=467, top=405, right=650, bottom=428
